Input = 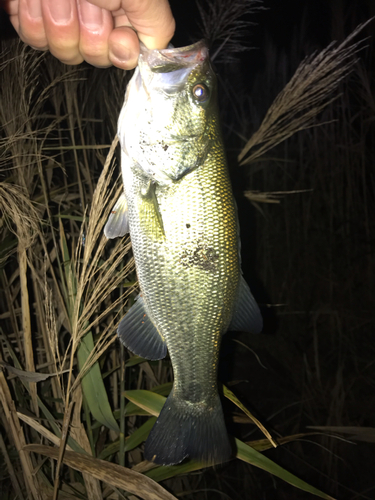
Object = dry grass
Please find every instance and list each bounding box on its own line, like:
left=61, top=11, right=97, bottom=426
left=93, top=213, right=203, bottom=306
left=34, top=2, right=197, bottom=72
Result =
left=1, top=4, right=375, bottom=499
left=230, top=8, right=375, bottom=499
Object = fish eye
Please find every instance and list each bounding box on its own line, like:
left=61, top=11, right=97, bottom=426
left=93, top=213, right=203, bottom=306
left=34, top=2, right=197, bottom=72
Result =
left=192, top=83, right=209, bottom=103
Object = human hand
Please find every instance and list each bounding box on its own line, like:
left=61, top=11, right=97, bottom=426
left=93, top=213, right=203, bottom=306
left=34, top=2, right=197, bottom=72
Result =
left=1, top=0, right=175, bottom=68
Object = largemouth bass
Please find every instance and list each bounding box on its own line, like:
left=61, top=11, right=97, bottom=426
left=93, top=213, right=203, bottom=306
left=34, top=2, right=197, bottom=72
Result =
left=105, top=41, right=263, bottom=466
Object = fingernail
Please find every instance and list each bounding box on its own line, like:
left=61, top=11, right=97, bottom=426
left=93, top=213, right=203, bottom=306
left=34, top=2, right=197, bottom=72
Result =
left=48, top=0, right=72, bottom=23
left=26, top=0, right=42, bottom=19
left=78, top=0, right=103, bottom=31
left=110, top=42, right=134, bottom=63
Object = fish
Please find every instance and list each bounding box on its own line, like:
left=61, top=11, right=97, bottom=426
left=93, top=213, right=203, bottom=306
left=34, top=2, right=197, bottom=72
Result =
left=104, top=40, right=263, bottom=466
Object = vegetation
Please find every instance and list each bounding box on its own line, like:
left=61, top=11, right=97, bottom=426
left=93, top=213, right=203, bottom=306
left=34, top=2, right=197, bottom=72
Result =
left=0, top=2, right=374, bottom=499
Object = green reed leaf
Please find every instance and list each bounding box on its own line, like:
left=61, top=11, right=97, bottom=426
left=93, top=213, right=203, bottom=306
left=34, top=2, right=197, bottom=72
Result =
left=124, top=390, right=166, bottom=417
left=124, top=389, right=336, bottom=498
left=99, top=417, right=157, bottom=460
left=77, top=332, right=120, bottom=433
left=235, top=438, right=335, bottom=499
left=145, top=460, right=206, bottom=482
left=59, top=220, right=119, bottom=433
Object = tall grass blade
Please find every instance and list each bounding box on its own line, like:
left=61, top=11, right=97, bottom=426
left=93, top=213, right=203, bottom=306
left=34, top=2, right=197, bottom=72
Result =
left=123, top=388, right=335, bottom=497
left=145, top=460, right=207, bottom=482
left=76, top=331, right=120, bottom=432
left=70, top=386, right=103, bottom=500
left=1, top=333, right=87, bottom=454
left=238, top=20, right=372, bottom=165
left=99, top=417, right=157, bottom=460
left=235, top=438, right=336, bottom=500
left=59, top=207, right=119, bottom=433
left=222, top=383, right=277, bottom=446
left=124, top=390, right=166, bottom=417
left=308, top=426, right=375, bottom=443
left=24, top=444, right=179, bottom=500
left=0, top=371, right=40, bottom=500
left=18, top=247, right=38, bottom=415
left=0, top=432, right=25, bottom=500
left=17, top=411, right=75, bottom=451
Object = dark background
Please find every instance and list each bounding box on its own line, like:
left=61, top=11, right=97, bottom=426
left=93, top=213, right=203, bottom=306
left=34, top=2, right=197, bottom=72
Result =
left=1, top=1, right=375, bottom=499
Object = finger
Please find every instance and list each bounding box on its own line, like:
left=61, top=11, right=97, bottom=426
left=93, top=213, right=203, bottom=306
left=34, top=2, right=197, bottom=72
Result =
left=120, top=0, right=175, bottom=50
left=108, top=25, right=139, bottom=69
left=87, top=0, right=121, bottom=10
left=41, top=0, right=82, bottom=65
left=1, top=0, right=19, bottom=16
left=16, top=0, right=48, bottom=51
left=89, top=0, right=175, bottom=50
left=77, top=0, right=113, bottom=67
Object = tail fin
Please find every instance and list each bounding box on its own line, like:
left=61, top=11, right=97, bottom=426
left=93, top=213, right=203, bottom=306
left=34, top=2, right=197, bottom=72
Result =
left=144, top=390, right=232, bottom=466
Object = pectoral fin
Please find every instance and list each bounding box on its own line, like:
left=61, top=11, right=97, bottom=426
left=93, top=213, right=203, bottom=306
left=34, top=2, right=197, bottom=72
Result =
left=104, top=193, right=129, bottom=239
left=118, top=295, right=167, bottom=360
left=229, top=275, right=263, bottom=334
left=140, top=180, right=165, bottom=236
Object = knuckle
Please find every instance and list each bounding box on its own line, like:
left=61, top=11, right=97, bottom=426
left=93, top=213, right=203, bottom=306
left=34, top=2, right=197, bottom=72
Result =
left=49, top=44, right=83, bottom=65
left=79, top=40, right=107, bottom=60
left=87, top=0, right=121, bottom=10
left=19, top=31, right=48, bottom=50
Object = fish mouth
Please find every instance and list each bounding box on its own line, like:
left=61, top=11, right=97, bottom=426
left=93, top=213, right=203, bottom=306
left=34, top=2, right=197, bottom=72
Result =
left=141, top=40, right=208, bottom=74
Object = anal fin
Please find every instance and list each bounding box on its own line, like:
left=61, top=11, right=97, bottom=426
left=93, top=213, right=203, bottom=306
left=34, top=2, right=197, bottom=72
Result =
left=118, top=295, right=167, bottom=360
left=229, top=275, right=263, bottom=334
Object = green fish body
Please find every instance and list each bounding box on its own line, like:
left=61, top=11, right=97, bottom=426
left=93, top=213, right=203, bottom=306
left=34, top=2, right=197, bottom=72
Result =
left=105, top=41, right=262, bottom=466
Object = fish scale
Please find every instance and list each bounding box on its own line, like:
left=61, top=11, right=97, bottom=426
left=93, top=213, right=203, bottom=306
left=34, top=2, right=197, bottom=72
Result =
left=105, top=40, right=263, bottom=465
left=128, top=149, right=238, bottom=387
